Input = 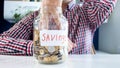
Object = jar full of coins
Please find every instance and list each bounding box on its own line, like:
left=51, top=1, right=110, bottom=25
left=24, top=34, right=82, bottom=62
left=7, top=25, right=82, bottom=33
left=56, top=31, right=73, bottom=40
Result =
left=33, top=0, right=68, bottom=64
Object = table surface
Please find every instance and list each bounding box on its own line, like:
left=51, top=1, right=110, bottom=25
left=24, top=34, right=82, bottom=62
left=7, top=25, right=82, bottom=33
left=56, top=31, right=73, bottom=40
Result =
left=0, top=55, right=120, bottom=68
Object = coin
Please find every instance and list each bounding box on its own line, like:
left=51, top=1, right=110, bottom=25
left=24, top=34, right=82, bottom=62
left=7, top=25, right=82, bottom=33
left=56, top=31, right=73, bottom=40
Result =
left=39, top=49, right=45, bottom=55
left=51, top=55, right=58, bottom=62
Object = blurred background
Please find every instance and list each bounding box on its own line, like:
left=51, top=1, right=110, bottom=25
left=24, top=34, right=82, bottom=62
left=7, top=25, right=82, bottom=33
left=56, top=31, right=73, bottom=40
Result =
left=0, top=0, right=120, bottom=54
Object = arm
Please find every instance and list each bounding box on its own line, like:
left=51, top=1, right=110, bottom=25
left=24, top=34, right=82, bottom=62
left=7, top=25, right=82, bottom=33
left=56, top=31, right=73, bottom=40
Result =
left=1, top=11, right=38, bottom=40
left=0, top=11, right=38, bottom=56
left=0, top=36, right=33, bottom=56
left=83, top=0, right=117, bottom=31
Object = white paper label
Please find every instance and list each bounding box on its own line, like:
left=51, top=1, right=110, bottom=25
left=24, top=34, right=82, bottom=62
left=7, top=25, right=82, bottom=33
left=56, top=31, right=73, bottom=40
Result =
left=40, top=30, right=68, bottom=46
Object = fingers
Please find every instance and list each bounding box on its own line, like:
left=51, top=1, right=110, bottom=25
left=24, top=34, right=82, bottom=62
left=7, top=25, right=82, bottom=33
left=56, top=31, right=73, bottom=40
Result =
left=68, top=40, right=72, bottom=52
left=68, top=38, right=77, bottom=52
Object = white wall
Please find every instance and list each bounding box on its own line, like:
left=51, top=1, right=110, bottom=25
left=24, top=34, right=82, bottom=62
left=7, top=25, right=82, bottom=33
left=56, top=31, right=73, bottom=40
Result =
left=5, top=0, right=23, bottom=1
left=5, top=0, right=32, bottom=1
left=99, top=1, right=120, bottom=54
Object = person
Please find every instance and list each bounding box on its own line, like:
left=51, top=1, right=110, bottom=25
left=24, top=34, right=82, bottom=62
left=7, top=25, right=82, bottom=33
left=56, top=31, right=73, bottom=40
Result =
left=0, top=0, right=117, bottom=56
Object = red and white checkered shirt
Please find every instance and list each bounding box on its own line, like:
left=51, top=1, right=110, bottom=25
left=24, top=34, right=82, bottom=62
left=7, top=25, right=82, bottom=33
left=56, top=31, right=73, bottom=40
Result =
left=0, top=0, right=116, bottom=56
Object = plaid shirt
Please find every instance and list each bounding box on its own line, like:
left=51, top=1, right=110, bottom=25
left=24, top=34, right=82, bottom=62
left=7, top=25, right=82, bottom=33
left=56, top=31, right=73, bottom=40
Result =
left=0, top=0, right=116, bottom=56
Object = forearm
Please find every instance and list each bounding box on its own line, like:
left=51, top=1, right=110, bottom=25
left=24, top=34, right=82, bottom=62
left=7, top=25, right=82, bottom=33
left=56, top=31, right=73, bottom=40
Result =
left=83, top=0, right=117, bottom=31
left=84, top=0, right=117, bottom=6
left=84, top=0, right=117, bottom=2
left=0, top=36, right=33, bottom=56
left=1, top=11, right=38, bottom=40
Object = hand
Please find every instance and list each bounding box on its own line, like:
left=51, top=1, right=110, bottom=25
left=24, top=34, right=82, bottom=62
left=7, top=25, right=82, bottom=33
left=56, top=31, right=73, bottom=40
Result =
left=62, top=0, right=72, bottom=12
left=68, top=38, right=77, bottom=52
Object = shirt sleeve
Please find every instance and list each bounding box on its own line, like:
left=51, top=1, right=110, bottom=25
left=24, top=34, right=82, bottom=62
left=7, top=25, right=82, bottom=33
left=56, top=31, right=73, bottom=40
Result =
left=0, top=36, right=33, bottom=56
left=1, top=11, right=38, bottom=40
left=83, top=0, right=117, bottom=31
left=0, top=11, right=38, bottom=56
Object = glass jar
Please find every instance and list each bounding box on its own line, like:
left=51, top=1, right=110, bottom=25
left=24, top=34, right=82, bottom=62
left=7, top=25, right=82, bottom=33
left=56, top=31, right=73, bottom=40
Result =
left=33, top=0, right=68, bottom=64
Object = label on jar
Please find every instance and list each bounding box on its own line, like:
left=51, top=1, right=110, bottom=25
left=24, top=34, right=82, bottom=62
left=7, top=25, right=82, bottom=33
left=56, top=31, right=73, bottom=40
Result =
left=40, top=30, right=68, bottom=46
